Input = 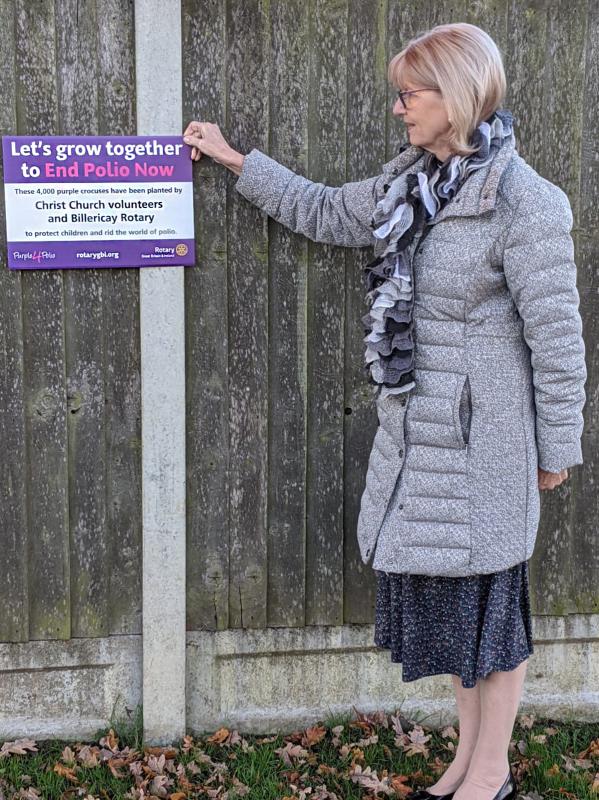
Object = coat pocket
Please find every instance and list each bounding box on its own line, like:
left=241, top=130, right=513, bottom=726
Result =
left=405, top=370, right=470, bottom=450
left=454, top=373, right=472, bottom=447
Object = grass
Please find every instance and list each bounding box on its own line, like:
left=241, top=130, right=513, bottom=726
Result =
left=0, top=703, right=597, bottom=799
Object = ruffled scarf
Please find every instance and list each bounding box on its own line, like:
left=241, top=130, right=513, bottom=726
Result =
left=362, top=108, right=514, bottom=400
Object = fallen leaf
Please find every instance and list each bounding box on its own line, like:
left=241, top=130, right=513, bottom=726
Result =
left=349, top=764, right=394, bottom=796
left=0, top=739, right=38, bottom=757
left=356, top=735, right=379, bottom=748
left=302, top=727, right=327, bottom=748
left=207, top=728, right=230, bottom=745
left=389, top=773, right=415, bottom=798
left=440, top=726, right=459, bottom=739
left=181, top=735, right=194, bottom=753
left=99, top=729, right=119, bottom=752
left=389, top=713, right=405, bottom=737
left=275, top=742, right=310, bottom=768
left=107, top=757, right=128, bottom=779
left=518, top=714, right=536, bottom=730
left=60, top=746, right=76, bottom=765
left=229, top=775, right=251, bottom=796
left=53, top=762, right=79, bottom=783
left=403, top=725, right=431, bottom=758
left=149, top=774, right=172, bottom=797
left=145, top=747, right=178, bottom=760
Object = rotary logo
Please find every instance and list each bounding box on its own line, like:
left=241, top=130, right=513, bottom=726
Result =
left=175, top=243, right=188, bottom=256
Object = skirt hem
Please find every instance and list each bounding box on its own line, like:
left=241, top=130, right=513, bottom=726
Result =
left=374, top=643, right=535, bottom=689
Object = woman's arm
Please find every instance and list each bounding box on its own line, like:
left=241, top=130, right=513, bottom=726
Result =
left=234, top=148, right=385, bottom=248
left=183, top=121, right=386, bottom=247
left=221, top=149, right=245, bottom=176
left=502, top=179, right=587, bottom=473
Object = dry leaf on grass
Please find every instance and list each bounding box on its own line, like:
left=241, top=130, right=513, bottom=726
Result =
left=275, top=742, right=310, bottom=767
left=145, top=746, right=179, bottom=760
left=349, top=764, right=395, bottom=796
left=389, top=773, right=416, bottom=798
left=207, top=728, right=231, bottom=745
left=60, top=745, right=77, bottom=765
left=15, top=788, right=41, bottom=799
left=560, top=753, right=594, bottom=771
left=0, top=739, right=38, bottom=758
left=76, top=746, right=100, bottom=768
left=99, top=729, right=119, bottom=752
left=53, top=762, right=80, bottom=783
left=301, top=727, right=327, bottom=748
left=518, top=713, right=536, bottom=730
left=580, top=738, right=599, bottom=759
left=440, top=725, right=459, bottom=739
left=390, top=713, right=405, bottom=737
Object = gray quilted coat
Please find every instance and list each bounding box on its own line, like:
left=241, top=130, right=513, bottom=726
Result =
left=234, top=129, right=587, bottom=577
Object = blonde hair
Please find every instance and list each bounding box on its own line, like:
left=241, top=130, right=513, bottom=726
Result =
left=388, top=23, right=507, bottom=157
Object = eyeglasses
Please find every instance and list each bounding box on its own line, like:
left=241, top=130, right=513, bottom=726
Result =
left=394, top=88, right=436, bottom=108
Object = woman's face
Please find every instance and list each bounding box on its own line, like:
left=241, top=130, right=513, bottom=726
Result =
left=392, top=82, right=453, bottom=161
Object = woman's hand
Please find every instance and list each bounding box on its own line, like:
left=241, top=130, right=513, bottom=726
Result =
left=538, top=467, right=569, bottom=490
left=182, top=121, right=245, bottom=174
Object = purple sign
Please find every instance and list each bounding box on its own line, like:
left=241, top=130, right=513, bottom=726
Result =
left=2, top=135, right=195, bottom=269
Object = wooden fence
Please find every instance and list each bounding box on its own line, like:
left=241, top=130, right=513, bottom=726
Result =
left=0, top=0, right=597, bottom=647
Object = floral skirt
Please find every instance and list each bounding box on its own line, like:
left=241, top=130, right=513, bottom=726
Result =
left=373, top=559, right=534, bottom=688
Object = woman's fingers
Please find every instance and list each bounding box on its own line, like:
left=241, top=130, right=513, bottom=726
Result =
left=183, top=134, right=204, bottom=161
left=183, top=133, right=202, bottom=149
left=183, top=121, right=230, bottom=163
left=183, top=120, right=202, bottom=137
left=538, top=467, right=569, bottom=490
left=183, top=121, right=204, bottom=160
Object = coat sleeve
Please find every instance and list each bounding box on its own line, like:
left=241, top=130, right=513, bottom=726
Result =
left=502, top=180, right=587, bottom=473
left=234, top=148, right=384, bottom=247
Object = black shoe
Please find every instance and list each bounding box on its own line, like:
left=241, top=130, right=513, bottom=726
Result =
left=405, top=789, right=457, bottom=800
left=406, top=770, right=517, bottom=800
left=491, top=770, right=518, bottom=800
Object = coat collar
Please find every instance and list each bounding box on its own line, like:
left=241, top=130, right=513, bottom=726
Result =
left=382, top=131, right=516, bottom=224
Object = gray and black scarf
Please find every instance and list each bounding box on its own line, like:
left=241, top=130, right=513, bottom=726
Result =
left=362, top=108, right=514, bottom=399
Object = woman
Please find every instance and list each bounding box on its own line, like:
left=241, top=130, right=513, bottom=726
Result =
left=183, top=22, right=586, bottom=800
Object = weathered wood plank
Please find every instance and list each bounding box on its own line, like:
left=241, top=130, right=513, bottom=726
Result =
left=342, top=0, right=389, bottom=624
left=538, top=0, right=589, bottom=614
left=386, top=2, right=433, bottom=160
left=266, top=0, right=308, bottom=628
left=506, top=1, right=559, bottom=614
left=460, top=0, right=509, bottom=55
left=227, top=0, right=269, bottom=628
left=303, top=0, right=348, bottom=627
left=97, top=0, right=141, bottom=636
left=506, top=0, right=587, bottom=614
left=0, top=0, right=28, bottom=643
left=16, top=0, right=71, bottom=641
left=182, top=0, right=230, bottom=631
left=56, top=0, right=110, bottom=639
left=570, top=0, right=599, bottom=614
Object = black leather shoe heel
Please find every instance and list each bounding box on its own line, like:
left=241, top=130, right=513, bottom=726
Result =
left=491, top=770, right=518, bottom=800
left=405, top=788, right=457, bottom=800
